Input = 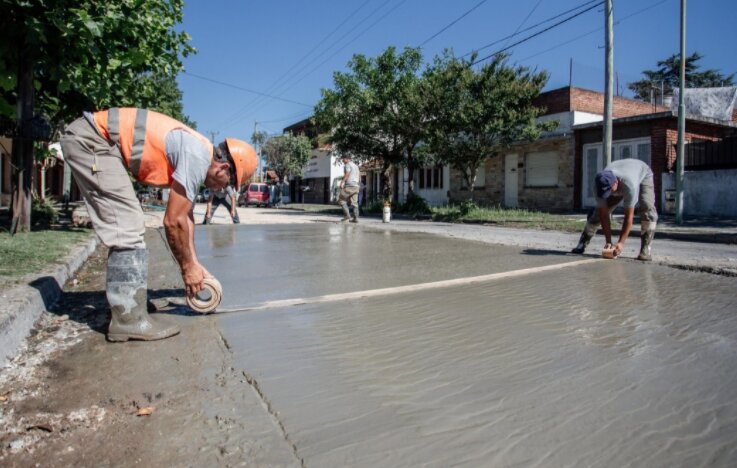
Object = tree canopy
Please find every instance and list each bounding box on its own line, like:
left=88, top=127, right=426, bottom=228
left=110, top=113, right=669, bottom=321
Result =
left=262, top=133, right=312, bottom=183
left=0, top=0, right=195, bottom=130
left=423, top=52, right=554, bottom=195
left=628, top=52, right=735, bottom=102
left=314, top=46, right=430, bottom=198
left=1, top=0, right=194, bottom=232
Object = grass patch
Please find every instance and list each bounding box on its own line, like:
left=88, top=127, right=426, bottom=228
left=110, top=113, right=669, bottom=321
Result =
left=0, top=228, right=92, bottom=278
left=431, top=203, right=585, bottom=232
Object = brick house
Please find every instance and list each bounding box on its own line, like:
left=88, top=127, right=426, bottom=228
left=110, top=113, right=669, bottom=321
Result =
left=573, top=111, right=737, bottom=212
left=447, top=86, right=664, bottom=211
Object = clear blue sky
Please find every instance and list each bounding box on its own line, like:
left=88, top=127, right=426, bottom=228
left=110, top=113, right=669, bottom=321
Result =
left=177, top=0, right=736, bottom=145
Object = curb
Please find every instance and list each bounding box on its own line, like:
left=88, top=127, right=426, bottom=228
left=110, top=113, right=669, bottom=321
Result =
left=0, top=234, right=98, bottom=367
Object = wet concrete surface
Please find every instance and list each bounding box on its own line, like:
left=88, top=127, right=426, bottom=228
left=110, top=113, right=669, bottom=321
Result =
left=200, top=223, right=737, bottom=467
left=3, top=220, right=736, bottom=466
left=195, top=224, right=578, bottom=309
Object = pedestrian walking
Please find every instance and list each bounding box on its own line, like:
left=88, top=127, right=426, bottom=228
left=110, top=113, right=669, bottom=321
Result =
left=60, top=108, right=256, bottom=342
left=572, top=158, right=657, bottom=261
left=203, top=184, right=239, bottom=224
left=338, top=155, right=360, bottom=223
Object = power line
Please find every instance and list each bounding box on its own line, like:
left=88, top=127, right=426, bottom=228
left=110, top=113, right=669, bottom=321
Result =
left=517, top=0, right=670, bottom=63
left=220, top=0, right=398, bottom=131
left=227, top=0, right=409, bottom=132
left=471, top=1, right=603, bottom=65
left=213, top=0, right=373, bottom=129
left=418, top=0, right=489, bottom=47
left=500, top=0, right=544, bottom=50
left=182, top=72, right=313, bottom=107
left=462, top=0, right=600, bottom=58
left=259, top=111, right=314, bottom=125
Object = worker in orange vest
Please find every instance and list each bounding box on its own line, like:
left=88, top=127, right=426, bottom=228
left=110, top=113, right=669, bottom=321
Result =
left=60, top=108, right=257, bottom=342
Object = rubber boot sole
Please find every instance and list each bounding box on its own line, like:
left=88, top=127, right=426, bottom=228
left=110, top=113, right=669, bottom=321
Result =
left=107, top=327, right=180, bottom=342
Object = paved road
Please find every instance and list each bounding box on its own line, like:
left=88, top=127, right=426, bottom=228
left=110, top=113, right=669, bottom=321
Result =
left=2, top=212, right=736, bottom=466
left=200, top=222, right=737, bottom=467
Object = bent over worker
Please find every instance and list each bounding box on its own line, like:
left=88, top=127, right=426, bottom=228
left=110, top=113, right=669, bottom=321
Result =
left=203, top=184, right=239, bottom=224
left=60, top=108, right=256, bottom=342
left=571, top=158, right=657, bottom=261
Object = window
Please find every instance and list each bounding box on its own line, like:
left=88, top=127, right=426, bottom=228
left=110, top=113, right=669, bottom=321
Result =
left=526, top=151, right=558, bottom=187
left=585, top=138, right=652, bottom=167
left=636, top=143, right=651, bottom=165
left=417, top=166, right=444, bottom=189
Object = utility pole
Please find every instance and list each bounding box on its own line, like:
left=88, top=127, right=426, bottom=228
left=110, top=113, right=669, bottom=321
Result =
left=206, top=130, right=219, bottom=143
left=603, top=0, right=614, bottom=166
left=253, top=121, right=262, bottom=182
left=675, top=0, right=686, bottom=224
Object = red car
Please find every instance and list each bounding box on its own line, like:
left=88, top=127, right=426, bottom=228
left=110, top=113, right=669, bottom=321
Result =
left=239, top=183, right=270, bottom=207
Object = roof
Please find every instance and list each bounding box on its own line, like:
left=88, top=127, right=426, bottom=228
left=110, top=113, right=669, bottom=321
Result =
left=573, top=111, right=737, bottom=130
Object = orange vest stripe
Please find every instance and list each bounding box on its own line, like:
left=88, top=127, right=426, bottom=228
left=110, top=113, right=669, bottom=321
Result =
left=93, top=108, right=213, bottom=187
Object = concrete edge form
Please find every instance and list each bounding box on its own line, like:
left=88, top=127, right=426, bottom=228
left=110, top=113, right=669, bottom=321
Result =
left=0, top=234, right=98, bottom=367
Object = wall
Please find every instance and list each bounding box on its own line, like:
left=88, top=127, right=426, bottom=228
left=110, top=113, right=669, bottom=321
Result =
left=534, top=86, right=666, bottom=119
left=447, top=137, right=575, bottom=212
left=569, top=87, right=666, bottom=118
left=661, top=170, right=737, bottom=217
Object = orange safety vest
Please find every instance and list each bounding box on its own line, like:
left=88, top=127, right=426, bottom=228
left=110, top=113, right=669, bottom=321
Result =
left=92, top=108, right=213, bottom=187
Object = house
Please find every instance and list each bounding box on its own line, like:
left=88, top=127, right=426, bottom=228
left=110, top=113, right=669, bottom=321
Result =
left=446, top=86, right=665, bottom=211
left=283, top=118, right=347, bottom=205
left=573, top=111, right=737, bottom=215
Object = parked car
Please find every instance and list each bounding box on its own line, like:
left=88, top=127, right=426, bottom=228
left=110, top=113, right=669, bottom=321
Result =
left=239, top=183, right=270, bottom=207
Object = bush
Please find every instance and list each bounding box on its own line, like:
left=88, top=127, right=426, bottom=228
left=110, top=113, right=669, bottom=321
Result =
left=458, top=200, right=479, bottom=216
left=32, top=197, right=59, bottom=227
left=400, top=193, right=431, bottom=216
left=362, top=199, right=385, bottom=214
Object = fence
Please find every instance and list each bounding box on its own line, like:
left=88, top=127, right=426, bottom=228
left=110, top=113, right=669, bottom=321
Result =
left=685, top=137, right=737, bottom=170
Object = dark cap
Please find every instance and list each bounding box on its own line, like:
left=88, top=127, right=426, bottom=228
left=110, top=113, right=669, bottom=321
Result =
left=595, top=170, right=617, bottom=199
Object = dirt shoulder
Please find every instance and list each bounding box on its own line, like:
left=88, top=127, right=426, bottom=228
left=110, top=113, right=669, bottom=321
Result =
left=0, top=229, right=299, bottom=466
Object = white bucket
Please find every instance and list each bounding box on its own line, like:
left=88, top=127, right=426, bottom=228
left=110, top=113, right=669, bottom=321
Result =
left=382, top=205, right=391, bottom=223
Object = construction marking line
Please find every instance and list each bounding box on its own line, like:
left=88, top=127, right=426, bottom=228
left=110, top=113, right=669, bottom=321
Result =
left=217, top=258, right=600, bottom=314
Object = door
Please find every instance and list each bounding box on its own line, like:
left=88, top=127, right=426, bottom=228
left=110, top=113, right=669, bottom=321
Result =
left=504, top=153, right=518, bottom=208
left=582, top=145, right=602, bottom=207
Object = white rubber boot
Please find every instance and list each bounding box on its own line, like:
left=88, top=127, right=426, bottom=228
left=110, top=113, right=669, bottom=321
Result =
left=106, top=249, right=180, bottom=342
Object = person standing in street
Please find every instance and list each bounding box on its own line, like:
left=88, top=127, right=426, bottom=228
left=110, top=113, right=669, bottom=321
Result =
left=338, top=154, right=360, bottom=223
left=571, top=158, right=658, bottom=261
left=60, top=107, right=256, bottom=342
left=203, top=184, right=239, bottom=224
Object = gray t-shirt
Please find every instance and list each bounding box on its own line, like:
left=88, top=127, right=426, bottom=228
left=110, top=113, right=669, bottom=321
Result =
left=211, top=185, right=235, bottom=200
left=597, top=158, right=653, bottom=208
left=343, top=161, right=360, bottom=187
left=165, top=130, right=212, bottom=202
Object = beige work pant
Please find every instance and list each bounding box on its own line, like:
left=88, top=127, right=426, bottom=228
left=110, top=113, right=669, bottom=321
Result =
left=339, top=185, right=359, bottom=207
left=60, top=117, right=145, bottom=250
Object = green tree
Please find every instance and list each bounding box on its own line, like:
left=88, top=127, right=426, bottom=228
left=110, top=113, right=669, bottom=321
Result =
left=628, top=52, right=735, bottom=102
left=423, top=52, right=554, bottom=199
left=262, top=134, right=312, bottom=183
left=314, top=46, right=429, bottom=199
left=0, top=0, right=194, bottom=232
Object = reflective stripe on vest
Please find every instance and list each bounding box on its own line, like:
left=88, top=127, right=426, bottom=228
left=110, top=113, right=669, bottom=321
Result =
left=108, top=108, right=149, bottom=179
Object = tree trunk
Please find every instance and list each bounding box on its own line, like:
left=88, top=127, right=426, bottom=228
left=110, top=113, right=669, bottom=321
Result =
left=10, top=54, right=34, bottom=234
left=465, top=167, right=477, bottom=201
left=381, top=161, right=393, bottom=201
left=406, top=150, right=416, bottom=197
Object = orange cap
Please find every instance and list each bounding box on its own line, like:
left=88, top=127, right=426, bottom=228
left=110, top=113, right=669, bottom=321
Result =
left=224, top=138, right=258, bottom=189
